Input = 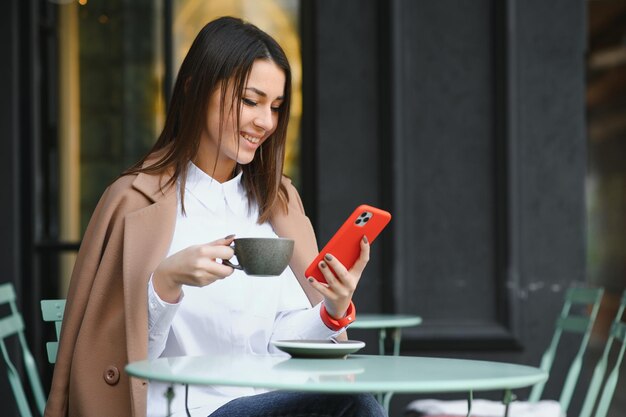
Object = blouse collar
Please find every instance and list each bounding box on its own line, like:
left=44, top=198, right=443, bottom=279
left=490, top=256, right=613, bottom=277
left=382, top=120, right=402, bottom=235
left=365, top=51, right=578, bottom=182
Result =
left=184, top=162, right=248, bottom=216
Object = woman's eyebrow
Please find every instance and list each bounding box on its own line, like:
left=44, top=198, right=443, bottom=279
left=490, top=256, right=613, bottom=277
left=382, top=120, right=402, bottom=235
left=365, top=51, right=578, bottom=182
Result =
left=245, top=87, right=284, bottom=100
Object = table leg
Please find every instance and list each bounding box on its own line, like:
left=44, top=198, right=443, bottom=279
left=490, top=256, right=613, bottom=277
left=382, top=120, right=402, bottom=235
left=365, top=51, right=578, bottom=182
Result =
left=502, top=389, right=516, bottom=417
left=466, top=390, right=473, bottom=417
left=392, top=327, right=402, bottom=356
left=185, top=384, right=191, bottom=416
left=382, top=391, right=394, bottom=415
left=376, top=327, right=402, bottom=413
left=374, top=328, right=387, bottom=405
left=378, top=328, right=387, bottom=355
left=164, top=384, right=175, bottom=417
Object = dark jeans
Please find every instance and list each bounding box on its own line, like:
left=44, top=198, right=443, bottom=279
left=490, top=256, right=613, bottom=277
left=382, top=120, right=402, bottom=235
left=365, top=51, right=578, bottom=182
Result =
left=208, top=391, right=387, bottom=417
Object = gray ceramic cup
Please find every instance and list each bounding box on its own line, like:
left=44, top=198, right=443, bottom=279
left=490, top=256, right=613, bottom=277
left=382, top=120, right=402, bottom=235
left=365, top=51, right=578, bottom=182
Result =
left=222, top=238, right=294, bottom=276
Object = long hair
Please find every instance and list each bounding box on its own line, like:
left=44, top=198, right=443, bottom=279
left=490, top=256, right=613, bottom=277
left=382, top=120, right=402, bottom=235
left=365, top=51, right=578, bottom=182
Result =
left=124, top=16, right=292, bottom=223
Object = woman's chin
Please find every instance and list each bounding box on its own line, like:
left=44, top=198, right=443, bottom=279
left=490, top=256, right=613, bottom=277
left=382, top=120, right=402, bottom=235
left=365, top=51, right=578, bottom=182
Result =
left=236, top=152, right=256, bottom=166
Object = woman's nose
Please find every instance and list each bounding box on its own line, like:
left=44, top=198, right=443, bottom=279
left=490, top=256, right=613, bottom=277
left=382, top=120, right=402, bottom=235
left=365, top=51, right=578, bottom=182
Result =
left=254, top=107, right=275, bottom=131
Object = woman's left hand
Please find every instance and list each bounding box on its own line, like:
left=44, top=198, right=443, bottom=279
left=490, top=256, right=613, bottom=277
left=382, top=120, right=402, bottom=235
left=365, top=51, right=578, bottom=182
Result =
left=307, top=236, right=370, bottom=319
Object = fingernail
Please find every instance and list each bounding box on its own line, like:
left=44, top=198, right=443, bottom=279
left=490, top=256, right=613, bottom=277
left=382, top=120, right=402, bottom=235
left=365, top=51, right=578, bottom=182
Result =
left=324, top=254, right=333, bottom=261
left=308, top=277, right=314, bottom=283
left=224, top=234, right=236, bottom=240
left=319, top=261, right=327, bottom=269
left=362, top=235, right=368, bottom=244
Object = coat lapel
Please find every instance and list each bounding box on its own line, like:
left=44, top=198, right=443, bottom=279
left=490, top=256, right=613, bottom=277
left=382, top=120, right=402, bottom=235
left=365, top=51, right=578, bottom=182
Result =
left=122, top=171, right=177, bottom=416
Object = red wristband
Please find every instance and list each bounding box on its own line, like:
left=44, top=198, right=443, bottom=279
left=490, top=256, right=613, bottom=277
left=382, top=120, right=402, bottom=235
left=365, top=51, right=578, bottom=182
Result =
left=320, top=301, right=356, bottom=331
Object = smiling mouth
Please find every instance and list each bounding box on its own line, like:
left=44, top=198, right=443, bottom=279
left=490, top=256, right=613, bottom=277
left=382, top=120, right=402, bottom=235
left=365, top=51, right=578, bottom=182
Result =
left=241, top=132, right=261, bottom=144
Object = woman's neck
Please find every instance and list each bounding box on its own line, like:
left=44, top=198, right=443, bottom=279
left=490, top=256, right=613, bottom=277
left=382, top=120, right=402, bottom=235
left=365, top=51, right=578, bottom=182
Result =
left=193, top=148, right=236, bottom=183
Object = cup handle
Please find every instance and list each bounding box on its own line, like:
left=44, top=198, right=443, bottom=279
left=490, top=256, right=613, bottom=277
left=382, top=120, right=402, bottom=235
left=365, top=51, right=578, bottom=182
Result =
left=222, top=259, right=243, bottom=270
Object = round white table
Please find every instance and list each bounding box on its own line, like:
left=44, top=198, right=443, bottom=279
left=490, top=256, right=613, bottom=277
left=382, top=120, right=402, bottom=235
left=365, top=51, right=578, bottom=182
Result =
left=350, top=314, right=422, bottom=355
left=126, top=353, right=547, bottom=417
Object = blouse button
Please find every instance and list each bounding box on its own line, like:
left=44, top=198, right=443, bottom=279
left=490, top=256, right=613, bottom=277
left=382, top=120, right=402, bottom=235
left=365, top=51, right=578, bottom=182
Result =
left=103, top=366, right=120, bottom=385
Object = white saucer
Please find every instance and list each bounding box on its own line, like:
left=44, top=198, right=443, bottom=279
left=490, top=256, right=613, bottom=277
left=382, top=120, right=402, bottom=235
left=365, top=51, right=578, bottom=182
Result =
left=272, top=339, right=365, bottom=359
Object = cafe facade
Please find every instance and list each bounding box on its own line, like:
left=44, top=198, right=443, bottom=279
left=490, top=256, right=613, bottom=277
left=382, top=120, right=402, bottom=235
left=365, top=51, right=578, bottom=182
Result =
left=2, top=0, right=625, bottom=415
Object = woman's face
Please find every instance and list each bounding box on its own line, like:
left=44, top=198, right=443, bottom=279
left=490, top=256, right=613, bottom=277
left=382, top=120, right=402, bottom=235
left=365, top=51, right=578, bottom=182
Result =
left=199, top=59, right=286, bottom=179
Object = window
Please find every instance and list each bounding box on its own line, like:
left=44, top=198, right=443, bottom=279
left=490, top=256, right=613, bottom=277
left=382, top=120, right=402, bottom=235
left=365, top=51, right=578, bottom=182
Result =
left=44, top=0, right=301, bottom=295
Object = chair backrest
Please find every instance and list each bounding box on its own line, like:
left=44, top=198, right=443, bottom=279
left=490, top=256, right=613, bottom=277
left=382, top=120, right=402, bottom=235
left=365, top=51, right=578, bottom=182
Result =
left=579, top=290, right=626, bottom=417
left=40, top=299, right=66, bottom=364
left=528, top=287, right=604, bottom=414
left=0, top=283, right=46, bottom=416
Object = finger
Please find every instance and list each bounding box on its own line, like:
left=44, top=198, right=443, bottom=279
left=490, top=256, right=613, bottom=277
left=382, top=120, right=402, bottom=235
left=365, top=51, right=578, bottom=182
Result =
left=322, top=253, right=349, bottom=282
left=211, top=266, right=235, bottom=279
left=310, top=267, right=351, bottom=302
left=318, top=260, right=341, bottom=288
left=307, top=277, right=334, bottom=299
left=208, top=234, right=236, bottom=246
left=350, top=235, right=370, bottom=275
left=200, top=260, right=235, bottom=278
left=199, top=245, right=235, bottom=260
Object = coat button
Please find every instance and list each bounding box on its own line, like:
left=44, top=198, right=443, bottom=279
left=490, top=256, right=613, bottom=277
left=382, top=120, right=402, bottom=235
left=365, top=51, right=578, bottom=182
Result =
left=103, top=366, right=120, bottom=385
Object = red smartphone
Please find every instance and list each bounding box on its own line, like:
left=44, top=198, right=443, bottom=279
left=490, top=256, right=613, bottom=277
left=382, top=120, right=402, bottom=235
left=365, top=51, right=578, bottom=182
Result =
left=305, top=204, right=392, bottom=283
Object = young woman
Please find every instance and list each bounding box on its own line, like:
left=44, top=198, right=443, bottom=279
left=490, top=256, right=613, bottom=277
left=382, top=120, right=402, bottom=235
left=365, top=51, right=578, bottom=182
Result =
left=44, top=17, right=385, bottom=417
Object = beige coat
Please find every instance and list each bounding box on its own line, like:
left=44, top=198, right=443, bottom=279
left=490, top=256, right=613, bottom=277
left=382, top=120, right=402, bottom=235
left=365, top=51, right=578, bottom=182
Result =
left=44, top=167, right=322, bottom=417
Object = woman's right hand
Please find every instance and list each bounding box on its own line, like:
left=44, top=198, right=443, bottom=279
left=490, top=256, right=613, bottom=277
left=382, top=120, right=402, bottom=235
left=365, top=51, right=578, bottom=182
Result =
left=152, top=235, right=236, bottom=303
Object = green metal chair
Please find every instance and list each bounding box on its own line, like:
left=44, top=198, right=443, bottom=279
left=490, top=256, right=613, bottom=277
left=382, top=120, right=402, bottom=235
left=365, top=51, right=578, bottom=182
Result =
left=527, top=286, right=605, bottom=414
left=0, top=282, right=46, bottom=417
left=40, top=299, right=66, bottom=364
left=405, top=286, right=605, bottom=417
left=579, top=290, right=626, bottom=417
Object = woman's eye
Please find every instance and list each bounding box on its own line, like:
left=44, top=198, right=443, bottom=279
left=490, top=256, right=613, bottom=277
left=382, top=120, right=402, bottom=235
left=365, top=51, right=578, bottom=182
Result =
left=271, top=106, right=281, bottom=113
left=242, top=98, right=257, bottom=106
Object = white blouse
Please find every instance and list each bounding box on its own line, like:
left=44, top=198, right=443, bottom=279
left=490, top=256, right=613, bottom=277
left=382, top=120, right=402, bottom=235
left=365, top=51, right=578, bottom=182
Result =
left=146, top=163, right=341, bottom=417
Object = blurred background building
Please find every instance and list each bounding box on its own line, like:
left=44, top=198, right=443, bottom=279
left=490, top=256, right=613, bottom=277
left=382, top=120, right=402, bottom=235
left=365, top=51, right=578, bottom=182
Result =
left=1, top=0, right=625, bottom=416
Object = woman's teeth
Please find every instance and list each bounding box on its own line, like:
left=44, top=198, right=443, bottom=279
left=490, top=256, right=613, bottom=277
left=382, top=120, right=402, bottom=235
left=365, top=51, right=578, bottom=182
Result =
left=242, top=133, right=260, bottom=144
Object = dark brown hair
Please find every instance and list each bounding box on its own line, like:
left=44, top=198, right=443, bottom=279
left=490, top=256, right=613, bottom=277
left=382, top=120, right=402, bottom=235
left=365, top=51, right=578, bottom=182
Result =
left=124, top=16, right=291, bottom=223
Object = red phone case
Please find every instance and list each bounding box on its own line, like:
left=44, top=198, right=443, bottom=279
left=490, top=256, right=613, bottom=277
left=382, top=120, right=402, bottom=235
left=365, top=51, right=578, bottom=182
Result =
left=305, top=204, right=392, bottom=283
